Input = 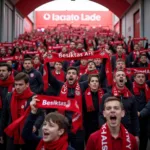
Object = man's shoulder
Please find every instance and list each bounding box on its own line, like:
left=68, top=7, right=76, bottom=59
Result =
left=89, top=130, right=101, bottom=141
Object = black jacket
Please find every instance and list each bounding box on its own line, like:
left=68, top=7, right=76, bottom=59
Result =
left=132, top=88, right=150, bottom=118
left=22, top=113, right=75, bottom=150
left=82, top=89, right=106, bottom=141
left=99, top=89, right=139, bottom=136
left=24, top=68, right=44, bottom=94
left=0, top=86, right=10, bottom=134
left=0, top=92, right=44, bottom=137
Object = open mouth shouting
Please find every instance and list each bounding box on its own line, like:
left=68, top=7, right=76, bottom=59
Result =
left=110, top=115, right=117, bottom=124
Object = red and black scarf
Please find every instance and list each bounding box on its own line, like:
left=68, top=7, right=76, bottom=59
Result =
left=59, top=81, right=83, bottom=133
left=85, top=87, right=104, bottom=112
left=97, top=123, right=133, bottom=150
left=133, top=81, right=150, bottom=102
left=36, top=134, right=68, bottom=150
left=0, top=75, right=14, bottom=108
left=112, top=85, right=132, bottom=98
left=4, top=87, right=33, bottom=144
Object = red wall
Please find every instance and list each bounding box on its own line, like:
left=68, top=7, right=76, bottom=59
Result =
left=134, top=10, right=140, bottom=38
left=24, top=17, right=33, bottom=33
left=35, top=11, right=113, bottom=29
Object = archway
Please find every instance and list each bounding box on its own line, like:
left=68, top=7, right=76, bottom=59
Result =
left=15, top=0, right=132, bottom=18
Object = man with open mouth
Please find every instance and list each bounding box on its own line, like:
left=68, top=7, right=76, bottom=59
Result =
left=99, top=70, right=139, bottom=143
left=86, top=96, right=138, bottom=150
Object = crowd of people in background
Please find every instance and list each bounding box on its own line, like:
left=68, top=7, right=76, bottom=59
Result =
left=0, top=24, right=150, bottom=150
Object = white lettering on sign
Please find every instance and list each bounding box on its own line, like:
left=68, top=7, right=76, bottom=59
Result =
left=43, top=13, right=101, bottom=21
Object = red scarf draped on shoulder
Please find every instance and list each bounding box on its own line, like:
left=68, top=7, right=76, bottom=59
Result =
left=112, top=85, right=132, bottom=98
left=85, top=87, right=104, bottom=112
left=0, top=75, right=14, bottom=108
left=4, top=87, right=33, bottom=144
left=133, top=81, right=150, bottom=102
left=59, top=81, right=82, bottom=133
left=52, top=69, right=65, bottom=82
left=97, top=123, right=133, bottom=150
left=36, top=134, right=68, bottom=150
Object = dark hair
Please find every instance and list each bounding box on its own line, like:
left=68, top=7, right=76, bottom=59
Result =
left=14, top=72, right=29, bottom=83
left=45, top=112, right=69, bottom=133
left=23, top=58, right=33, bottom=64
left=104, top=96, right=124, bottom=110
left=33, top=56, right=40, bottom=60
left=54, top=61, right=63, bottom=66
left=139, top=53, right=147, bottom=58
left=88, top=74, right=100, bottom=84
left=0, top=63, right=12, bottom=72
left=67, top=66, right=78, bottom=75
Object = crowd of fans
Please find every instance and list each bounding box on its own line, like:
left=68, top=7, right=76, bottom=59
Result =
left=0, top=24, right=150, bottom=150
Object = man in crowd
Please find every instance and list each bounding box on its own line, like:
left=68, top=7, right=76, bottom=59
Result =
left=0, top=63, right=14, bottom=150
left=99, top=70, right=139, bottom=142
left=132, top=72, right=150, bottom=150
left=0, top=72, right=44, bottom=150
left=86, top=96, right=138, bottom=150
left=23, top=58, right=44, bottom=94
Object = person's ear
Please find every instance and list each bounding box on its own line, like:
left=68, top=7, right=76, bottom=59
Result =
left=8, top=71, right=11, bottom=76
left=26, top=83, right=29, bottom=87
left=58, top=128, right=64, bottom=136
left=113, top=78, right=116, bottom=83
left=103, top=110, right=106, bottom=118
left=121, top=110, right=125, bottom=118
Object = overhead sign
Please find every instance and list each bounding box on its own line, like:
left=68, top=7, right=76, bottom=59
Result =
left=35, top=11, right=113, bottom=28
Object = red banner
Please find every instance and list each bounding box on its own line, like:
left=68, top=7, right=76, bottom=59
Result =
left=35, top=11, right=113, bottom=28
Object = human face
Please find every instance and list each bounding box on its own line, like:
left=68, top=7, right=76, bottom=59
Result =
left=103, top=100, right=124, bottom=128
left=134, top=73, right=145, bottom=85
left=116, top=61, right=125, bottom=70
left=87, top=62, right=96, bottom=71
left=15, top=80, right=29, bottom=94
left=0, top=66, right=10, bottom=80
left=54, top=62, right=62, bottom=71
left=77, top=43, right=83, bottom=49
left=140, top=56, right=147, bottom=64
left=88, top=77, right=99, bottom=92
left=62, top=47, right=67, bottom=53
left=0, top=48, right=6, bottom=55
left=134, top=44, right=140, bottom=51
left=80, top=59, right=87, bottom=66
left=116, top=46, right=123, bottom=56
left=34, top=57, right=40, bottom=64
left=42, top=120, right=64, bottom=142
left=114, top=71, right=126, bottom=88
left=23, top=60, right=33, bottom=71
left=94, top=58, right=102, bottom=66
left=70, top=42, right=76, bottom=49
left=66, top=69, right=78, bottom=85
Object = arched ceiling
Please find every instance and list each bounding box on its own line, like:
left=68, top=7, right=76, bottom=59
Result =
left=15, top=0, right=135, bottom=18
